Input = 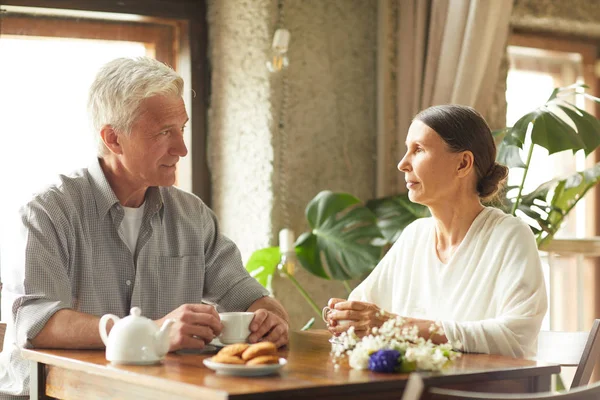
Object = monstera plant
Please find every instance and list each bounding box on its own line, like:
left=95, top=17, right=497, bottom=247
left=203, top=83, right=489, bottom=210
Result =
left=245, top=191, right=387, bottom=320
left=246, top=84, right=600, bottom=320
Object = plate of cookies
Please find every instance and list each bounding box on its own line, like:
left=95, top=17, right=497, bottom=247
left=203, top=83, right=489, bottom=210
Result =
left=203, top=342, right=286, bottom=376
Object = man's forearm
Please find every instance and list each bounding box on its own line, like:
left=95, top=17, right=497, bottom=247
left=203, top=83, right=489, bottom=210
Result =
left=30, top=309, right=111, bottom=349
left=247, top=296, right=289, bottom=324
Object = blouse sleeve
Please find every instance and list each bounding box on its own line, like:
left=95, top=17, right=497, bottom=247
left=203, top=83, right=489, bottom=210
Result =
left=348, top=223, right=419, bottom=312
left=441, top=221, right=548, bottom=358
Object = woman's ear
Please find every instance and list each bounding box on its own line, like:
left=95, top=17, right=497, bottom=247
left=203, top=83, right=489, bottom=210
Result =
left=457, top=151, right=474, bottom=178
left=100, top=125, right=123, bottom=155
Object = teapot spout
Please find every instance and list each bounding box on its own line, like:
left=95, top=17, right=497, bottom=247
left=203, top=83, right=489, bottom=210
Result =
left=155, top=318, right=175, bottom=356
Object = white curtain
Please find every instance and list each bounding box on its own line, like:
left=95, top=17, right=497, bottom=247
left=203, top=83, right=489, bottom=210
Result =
left=377, top=0, right=514, bottom=196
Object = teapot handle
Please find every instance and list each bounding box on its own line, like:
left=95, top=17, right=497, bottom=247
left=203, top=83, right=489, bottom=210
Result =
left=99, top=314, right=120, bottom=346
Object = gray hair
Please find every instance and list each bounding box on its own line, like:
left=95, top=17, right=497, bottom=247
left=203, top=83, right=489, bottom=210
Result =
left=88, top=57, right=184, bottom=156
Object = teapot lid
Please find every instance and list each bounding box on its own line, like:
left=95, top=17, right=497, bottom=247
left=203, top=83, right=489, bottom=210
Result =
left=115, top=306, right=155, bottom=330
left=130, top=307, right=142, bottom=317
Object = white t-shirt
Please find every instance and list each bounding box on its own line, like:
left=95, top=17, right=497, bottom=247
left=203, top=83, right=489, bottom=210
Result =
left=120, top=203, right=145, bottom=253
left=349, top=207, right=548, bottom=358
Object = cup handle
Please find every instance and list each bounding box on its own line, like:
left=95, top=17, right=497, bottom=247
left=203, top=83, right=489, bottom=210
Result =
left=322, top=306, right=332, bottom=324
left=99, top=314, right=120, bottom=346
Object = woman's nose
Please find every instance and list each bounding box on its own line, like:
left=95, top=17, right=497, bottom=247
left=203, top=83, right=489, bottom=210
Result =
left=398, top=155, right=410, bottom=172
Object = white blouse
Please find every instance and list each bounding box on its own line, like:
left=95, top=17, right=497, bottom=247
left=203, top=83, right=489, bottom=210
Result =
left=350, top=207, right=548, bottom=358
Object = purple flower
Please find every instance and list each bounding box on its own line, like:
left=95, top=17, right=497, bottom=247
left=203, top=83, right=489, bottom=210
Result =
left=368, top=349, right=401, bottom=373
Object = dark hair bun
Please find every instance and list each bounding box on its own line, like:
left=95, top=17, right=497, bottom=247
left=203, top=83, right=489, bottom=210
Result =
left=477, top=163, right=509, bottom=199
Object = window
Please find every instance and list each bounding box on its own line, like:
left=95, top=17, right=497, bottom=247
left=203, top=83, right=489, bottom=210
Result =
left=0, top=1, right=209, bottom=319
left=507, top=32, right=600, bottom=334
left=0, top=11, right=185, bottom=212
left=506, top=46, right=587, bottom=238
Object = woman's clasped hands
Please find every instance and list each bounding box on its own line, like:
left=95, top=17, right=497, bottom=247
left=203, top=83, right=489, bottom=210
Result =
left=324, top=298, right=390, bottom=337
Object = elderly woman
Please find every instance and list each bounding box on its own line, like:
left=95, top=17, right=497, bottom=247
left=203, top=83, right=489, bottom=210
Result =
left=326, top=105, right=547, bottom=358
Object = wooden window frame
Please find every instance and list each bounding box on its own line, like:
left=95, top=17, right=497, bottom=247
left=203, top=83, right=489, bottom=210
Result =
left=0, top=0, right=211, bottom=204
left=1, top=15, right=177, bottom=67
left=509, top=31, right=600, bottom=381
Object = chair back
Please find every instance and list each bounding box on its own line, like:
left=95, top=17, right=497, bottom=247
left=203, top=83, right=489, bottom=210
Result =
left=537, top=331, right=589, bottom=367
left=403, top=373, right=600, bottom=400
left=537, top=319, right=600, bottom=388
left=572, top=319, right=600, bottom=388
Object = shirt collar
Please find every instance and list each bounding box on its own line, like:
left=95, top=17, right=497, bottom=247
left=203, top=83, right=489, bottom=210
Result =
left=88, top=158, right=164, bottom=219
left=88, top=158, right=119, bottom=218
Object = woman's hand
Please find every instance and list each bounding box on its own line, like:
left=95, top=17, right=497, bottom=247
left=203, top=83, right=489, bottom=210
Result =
left=325, top=298, right=391, bottom=337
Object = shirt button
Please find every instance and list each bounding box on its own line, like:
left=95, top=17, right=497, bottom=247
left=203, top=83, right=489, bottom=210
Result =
left=126, top=280, right=132, bottom=286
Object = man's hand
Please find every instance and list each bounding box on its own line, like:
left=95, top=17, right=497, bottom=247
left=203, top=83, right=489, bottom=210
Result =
left=156, top=304, right=223, bottom=352
left=247, top=309, right=289, bottom=348
left=326, top=298, right=390, bottom=337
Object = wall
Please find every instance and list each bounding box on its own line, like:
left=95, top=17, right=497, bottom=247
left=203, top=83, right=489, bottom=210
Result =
left=489, top=0, right=600, bottom=137
left=206, top=0, right=277, bottom=264
left=207, top=0, right=377, bottom=329
left=512, top=0, right=600, bottom=37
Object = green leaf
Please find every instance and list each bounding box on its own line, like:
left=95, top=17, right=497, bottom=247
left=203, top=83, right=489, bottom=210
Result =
left=520, top=180, right=556, bottom=205
left=299, top=191, right=383, bottom=280
left=366, top=193, right=430, bottom=243
left=547, top=87, right=560, bottom=102
left=530, top=109, right=584, bottom=155
left=561, top=83, right=589, bottom=91
left=296, top=233, right=329, bottom=279
left=497, top=142, right=525, bottom=168
left=300, top=317, right=315, bottom=331
left=245, top=247, right=280, bottom=293
left=306, top=191, right=360, bottom=228
left=517, top=163, right=600, bottom=246
left=492, top=127, right=511, bottom=147
left=510, top=110, right=539, bottom=146
left=557, top=104, right=600, bottom=156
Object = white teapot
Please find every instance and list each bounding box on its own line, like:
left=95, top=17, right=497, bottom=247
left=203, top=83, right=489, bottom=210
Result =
left=99, top=307, right=174, bottom=365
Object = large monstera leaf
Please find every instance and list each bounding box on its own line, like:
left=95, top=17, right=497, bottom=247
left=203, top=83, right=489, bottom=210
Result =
left=366, top=193, right=430, bottom=243
left=296, top=191, right=384, bottom=281
left=498, top=85, right=600, bottom=157
left=494, top=128, right=526, bottom=169
left=512, top=163, right=600, bottom=247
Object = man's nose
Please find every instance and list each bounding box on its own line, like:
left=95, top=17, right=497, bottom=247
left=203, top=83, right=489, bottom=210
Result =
left=171, top=135, right=188, bottom=157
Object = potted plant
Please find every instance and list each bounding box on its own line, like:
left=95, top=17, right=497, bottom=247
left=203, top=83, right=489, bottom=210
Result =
left=246, top=84, right=600, bottom=322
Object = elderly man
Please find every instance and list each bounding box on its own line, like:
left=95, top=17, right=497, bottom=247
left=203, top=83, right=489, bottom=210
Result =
left=0, top=57, right=289, bottom=398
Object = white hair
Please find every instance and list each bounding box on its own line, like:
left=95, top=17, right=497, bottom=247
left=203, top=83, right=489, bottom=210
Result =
left=88, top=57, right=184, bottom=156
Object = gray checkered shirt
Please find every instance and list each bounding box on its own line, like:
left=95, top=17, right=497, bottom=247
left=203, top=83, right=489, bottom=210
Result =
left=0, top=158, right=269, bottom=397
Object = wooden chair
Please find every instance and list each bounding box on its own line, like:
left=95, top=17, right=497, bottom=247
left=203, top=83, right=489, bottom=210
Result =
left=537, top=319, right=600, bottom=388
left=401, top=373, right=600, bottom=400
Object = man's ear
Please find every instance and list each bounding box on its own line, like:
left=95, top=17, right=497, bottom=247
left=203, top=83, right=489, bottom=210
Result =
left=100, top=125, right=123, bottom=155
left=457, top=151, right=474, bottom=178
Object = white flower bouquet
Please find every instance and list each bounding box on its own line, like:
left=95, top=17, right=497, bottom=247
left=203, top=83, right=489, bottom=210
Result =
left=331, top=316, right=462, bottom=373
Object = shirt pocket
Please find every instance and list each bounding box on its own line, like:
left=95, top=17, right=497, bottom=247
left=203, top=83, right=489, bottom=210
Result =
left=156, top=255, right=204, bottom=314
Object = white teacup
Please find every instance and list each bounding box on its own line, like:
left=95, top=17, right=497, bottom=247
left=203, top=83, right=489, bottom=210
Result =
left=322, top=306, right=352, bottom=328
left=219, top=312, right=254, bottom=344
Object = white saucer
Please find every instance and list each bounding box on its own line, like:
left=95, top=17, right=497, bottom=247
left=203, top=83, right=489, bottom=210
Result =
left=175, top=338, right=226, bottom=355
left=203, top=357, right=287, bottom=376
left=208, top=338, right=227, bottom=348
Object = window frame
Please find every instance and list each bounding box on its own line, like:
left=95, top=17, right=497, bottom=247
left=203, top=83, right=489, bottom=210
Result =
left=0, top=0, right=211, bottom=204
left=1, top=15, right=176, bottom=66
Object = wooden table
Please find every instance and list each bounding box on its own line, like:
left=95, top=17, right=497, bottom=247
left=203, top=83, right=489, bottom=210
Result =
left=22, top=330, right=560, bottom=400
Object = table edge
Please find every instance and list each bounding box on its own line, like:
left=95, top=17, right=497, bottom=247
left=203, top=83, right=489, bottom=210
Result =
left=21, top=348, right=229, bottom=399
